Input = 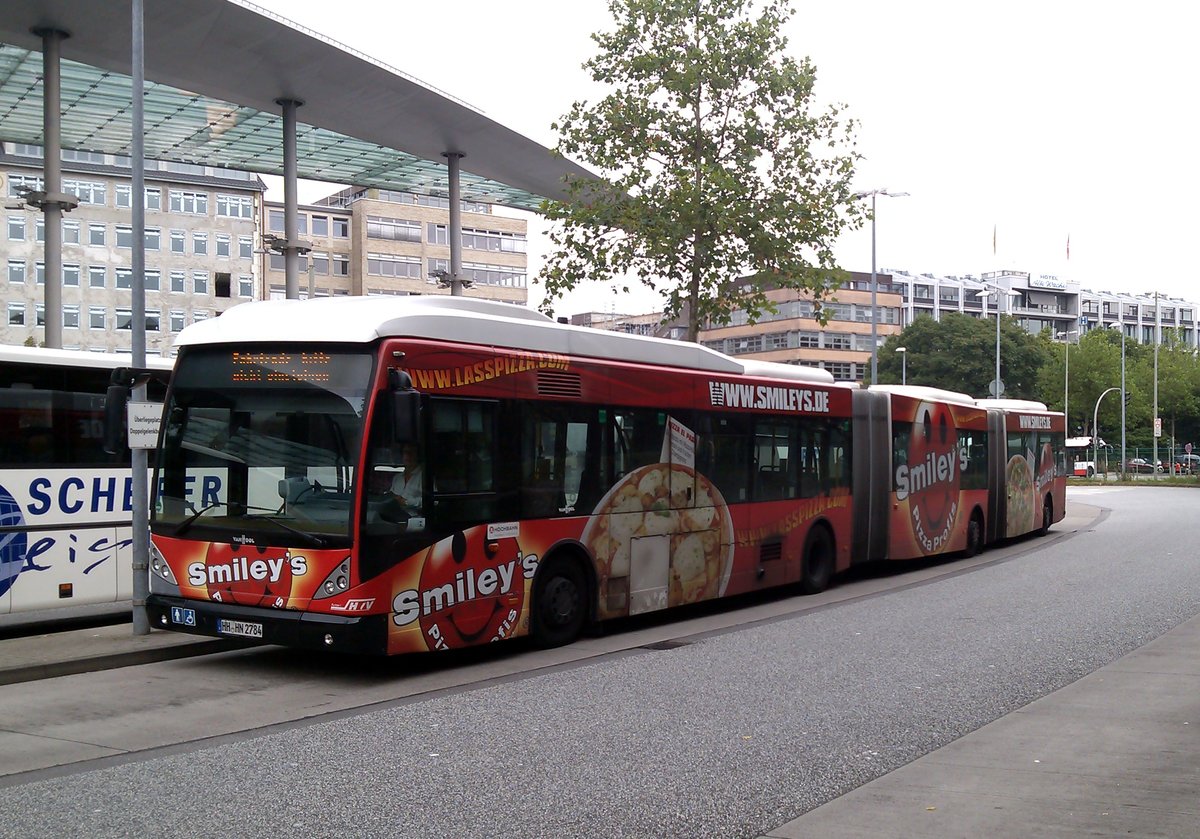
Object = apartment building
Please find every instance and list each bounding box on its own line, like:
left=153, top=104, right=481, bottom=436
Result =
left=0, top=143, right=264, bottom=355
left=262, top=187, right=528, bottom=304
left=887, top=269, right=1198, bottom=346
left=697, top=272, right=904, bottom=382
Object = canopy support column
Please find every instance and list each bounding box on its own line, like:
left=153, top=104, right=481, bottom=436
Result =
left=29, top=27, right=77, bottom=349
left=275, top=98, right=309, bottom=299
left=444, top=151, right=467, bottom=297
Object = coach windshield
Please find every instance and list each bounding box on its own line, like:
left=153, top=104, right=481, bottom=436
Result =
left=152, top=346, right=374, bottom=546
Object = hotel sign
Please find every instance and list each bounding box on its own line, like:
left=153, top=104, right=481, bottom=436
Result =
left=1030, top=274, right=1067, bottom=291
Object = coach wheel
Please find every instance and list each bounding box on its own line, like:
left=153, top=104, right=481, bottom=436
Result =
left=964, top=510, right=984, bottom=557
left=531, top=558, right=586, bottom=648
left=1038, top=497, right=1052, bottom=536
left=799, top=526, right=834, bottom=595
left=1086, top=465, right=1095, bottom=478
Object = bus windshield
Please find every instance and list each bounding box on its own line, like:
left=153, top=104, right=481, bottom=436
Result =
left=153, top=346, right=375, bottom=546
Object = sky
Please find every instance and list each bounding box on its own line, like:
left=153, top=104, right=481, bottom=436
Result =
left=251, top=0, right=1200, bottom=318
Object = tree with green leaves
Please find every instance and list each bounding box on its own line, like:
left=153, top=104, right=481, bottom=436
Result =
left=877, top=313, right=1052, bottom=399
left=537, top=0, right=865, bottom=341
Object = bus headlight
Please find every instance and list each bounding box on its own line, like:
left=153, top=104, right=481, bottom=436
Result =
left=312, top=556, right=352, bottom=600
left=149, top=542, right=177, bottom=584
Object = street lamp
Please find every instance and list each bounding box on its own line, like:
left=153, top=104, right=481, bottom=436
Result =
left=1108, top=322, right=1127, bottom=475
left=895, top=346, right=907, bottom=385
left=853, top=188, right=909, bottom=384
left=1093, top=387, right=1120, bottom=479
left=975, top=282, right=1013, bottom=398
left=1056, top=330, right=1078, bottom=435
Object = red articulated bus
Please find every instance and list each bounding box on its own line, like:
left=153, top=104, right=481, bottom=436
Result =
left=138, top=297, right=1065, bottom=655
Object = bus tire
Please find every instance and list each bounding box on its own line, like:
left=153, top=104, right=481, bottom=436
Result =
left=799, top=525, right=834, bottom=595
left=531, top=557, right=587, bottom=648
left=1038, top=497, right=1053, bottom=536
left=1086, top=466, right=1095, bottom=478
left=964, top=509, right=984, bottom=557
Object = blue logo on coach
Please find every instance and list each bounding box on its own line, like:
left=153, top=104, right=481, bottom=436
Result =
left=0, top=484, right=28, bottom=598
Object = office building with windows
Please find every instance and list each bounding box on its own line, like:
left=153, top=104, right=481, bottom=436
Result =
left=696, top=272, right=904, bottom=382
left=262, top=187, right=528, bottom=304
left=886, top=268, right=1199, bottom=347
left=1, top=143, right=264, bottom=355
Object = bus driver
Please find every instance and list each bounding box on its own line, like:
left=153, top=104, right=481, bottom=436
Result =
left=390, top=443, right=423, bottom=513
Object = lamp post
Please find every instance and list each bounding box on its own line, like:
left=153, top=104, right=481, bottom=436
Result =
left=1056, top=330, right=1078, bottom=434
left=1153, top=291, right=1160, bottom=478
left=975, top=282, right=1011, bottom=398
left=896, top=346, right=907, bottom=385
left=1093, top=387, right=1120, bottom=479
left=853, top=188, right=909, bottom=384
left=1108, top=322, right=1127, bottom=475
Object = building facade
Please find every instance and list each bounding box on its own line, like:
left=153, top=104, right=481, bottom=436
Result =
left=696, top=272, right=904, bottom=382
left=1, top=143, right=264, bottom=355
left=262, top=187, right=528, bottom=304
left=885, top=268, right=1198, bottom=347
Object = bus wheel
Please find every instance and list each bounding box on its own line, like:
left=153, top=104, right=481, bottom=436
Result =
left=1038, top=497, right=1052, bottom=536
left=532, top=559, right=586, bottom=648
left=964, top=510, right=984, bottom=557
left=799, top=526, right=834, bottom=595
left=1086, top=466, right=1095, bottom=478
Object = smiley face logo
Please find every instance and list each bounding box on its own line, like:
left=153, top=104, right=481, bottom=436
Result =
left=906, top=401, right=961, bottom=545
left=417, top=529, right=525, bottom=648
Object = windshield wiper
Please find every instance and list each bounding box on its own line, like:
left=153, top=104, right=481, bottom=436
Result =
left=171, top=500, right=226, bottom=537
left=170, top=503, right=326, bottom=547
left=242, top=513, right=329, bottom=547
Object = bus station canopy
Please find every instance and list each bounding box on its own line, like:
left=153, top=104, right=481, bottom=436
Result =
left=0, top=0, right=596, bottom=210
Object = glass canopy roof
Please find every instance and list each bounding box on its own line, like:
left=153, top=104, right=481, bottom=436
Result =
left=0, top=43, right=549, bottom=211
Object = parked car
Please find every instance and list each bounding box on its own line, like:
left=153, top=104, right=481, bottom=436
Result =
left=1125, top=458, right=1164, bottom=474
left=1174, top=454, right=1200, bottom=474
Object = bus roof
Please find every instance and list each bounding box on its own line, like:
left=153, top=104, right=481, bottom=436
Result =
left=0, top=344, right=173, bottom=372
left=975, top=398, right=1053, bottom=412
left=175, top=296, right=836, bottom=384
left=869, top=384, right=978, bottom=406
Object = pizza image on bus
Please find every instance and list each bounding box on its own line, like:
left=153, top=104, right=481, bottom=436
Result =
left=1005, top=454, right=1036, bottom=537
left=582, top=463, right=734, bottom=618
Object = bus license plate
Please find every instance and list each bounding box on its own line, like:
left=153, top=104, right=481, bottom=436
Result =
left=217, top=619, right=263, bottom=639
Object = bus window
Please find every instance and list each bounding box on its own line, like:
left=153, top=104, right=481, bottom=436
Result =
left=754, top=420, right=794, bottom=502
left=828, top=418, right=851, bottom=490
left=521, top=406, right=598, bottom=517
left=611, top=409, right=665, bottom=479
left=696, top=414, right=751, bottom=503
left=429, top=398, right=497, bottom=523
left=959, top=430, right=989, bottom=490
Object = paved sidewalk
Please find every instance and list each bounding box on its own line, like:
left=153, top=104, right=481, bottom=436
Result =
left=762, top=609, right=1200, bottom=838
left=0, top=620, right=241, bottom=685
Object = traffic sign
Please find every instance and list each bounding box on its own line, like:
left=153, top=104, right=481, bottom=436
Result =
left=1187, top=442, right=1193, bottom=455
left=989, top=378, right=1005, bottom=398
left=1154, top=417, right=1162, bottom=438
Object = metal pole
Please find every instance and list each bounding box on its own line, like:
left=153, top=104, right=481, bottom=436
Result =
left=1153, top=291, right=1160, bottom=475
left=444, top=152, right=465, bottom=296
left=1064, top=339, right=1069, bottom=433
left=901, top=351, right=906, bottom=385
left=870, top=191, right=878, bottom=384
left=130, top=0, right=150, bottom=635
left=1094, top=387, right=1119, bottom=480
left=37, top=28, right=66, bottom=349
left=995, top=294, right=1001, bottom=396
left=277, top=98, right=302, bottom=299
left=1120, top=327, right=1126, bottom=475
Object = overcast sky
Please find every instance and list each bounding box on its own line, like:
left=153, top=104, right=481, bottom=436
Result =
left=253, top=0, right=1200, bottom=317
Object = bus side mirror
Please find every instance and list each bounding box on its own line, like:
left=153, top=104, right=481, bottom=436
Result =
left=388, top=368, right=420, bottom=444
left=104, top=382, right=131, bottom=455
left=392, top=390, right=420, bottom=444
